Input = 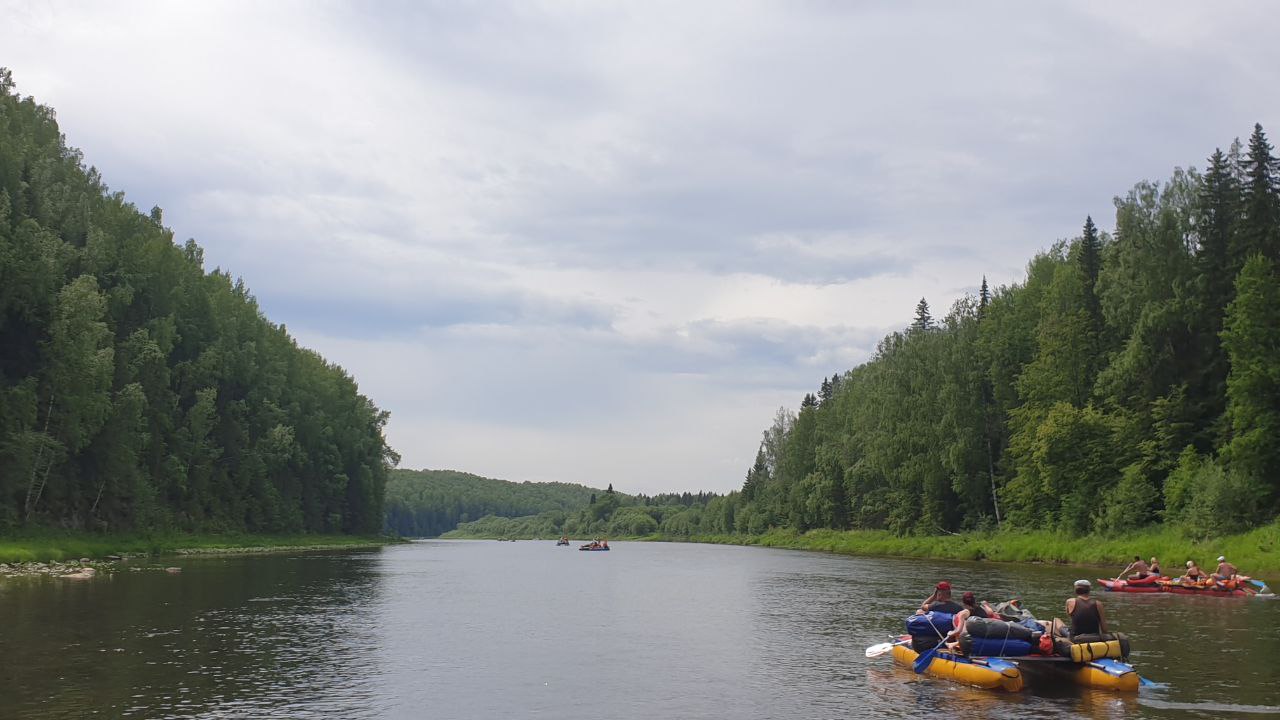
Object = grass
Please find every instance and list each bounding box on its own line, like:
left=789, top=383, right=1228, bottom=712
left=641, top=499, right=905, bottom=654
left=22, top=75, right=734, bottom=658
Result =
left=660, top=522, right=1280, bottom=577
left=0, top=532, right=404, bottom=564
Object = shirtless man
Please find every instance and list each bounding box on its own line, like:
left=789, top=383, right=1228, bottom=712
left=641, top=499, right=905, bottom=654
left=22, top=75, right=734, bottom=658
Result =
left=1212, top=556, right=1239, bottom=582
left=1116, top=555, right=1151, bottom=579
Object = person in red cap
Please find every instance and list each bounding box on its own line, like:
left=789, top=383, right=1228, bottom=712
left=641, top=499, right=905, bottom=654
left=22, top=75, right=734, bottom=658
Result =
left=917, top=580, right=964, bottom=615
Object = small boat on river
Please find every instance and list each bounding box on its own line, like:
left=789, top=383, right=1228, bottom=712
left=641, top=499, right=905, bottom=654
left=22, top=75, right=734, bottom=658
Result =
left=1096, top=575, right=1166, bottom=593
left=888, top=637, right=1141, bottom=692
left=1099, top=575, right=1267, bottom=597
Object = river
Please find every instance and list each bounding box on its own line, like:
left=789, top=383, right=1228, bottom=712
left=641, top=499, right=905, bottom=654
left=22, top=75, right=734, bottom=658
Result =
left=2, top=540, right=1277, bottom=718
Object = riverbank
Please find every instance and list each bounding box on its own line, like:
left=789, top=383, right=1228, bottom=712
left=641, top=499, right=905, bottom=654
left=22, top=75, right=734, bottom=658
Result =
left=675, top=522, right=1280, bottom=576
left=0, top=532, right=403, bottom=565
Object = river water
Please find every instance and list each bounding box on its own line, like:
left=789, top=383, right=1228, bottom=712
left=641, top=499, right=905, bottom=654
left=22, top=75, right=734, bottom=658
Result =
left=2, top=540, right=1278, bottom=718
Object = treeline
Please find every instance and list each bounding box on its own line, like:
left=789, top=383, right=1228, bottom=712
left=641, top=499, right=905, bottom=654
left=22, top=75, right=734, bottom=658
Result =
left=384, top=469, right=603, bottom=536
left=0, top=70, right=395, bottom=534
left=444, top=484, right=738, bottom=539
left=731, top=123, right=1280, bottom=539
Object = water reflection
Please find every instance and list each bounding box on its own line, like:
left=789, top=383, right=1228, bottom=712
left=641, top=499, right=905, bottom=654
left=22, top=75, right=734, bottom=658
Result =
left=3, top=541, right=1279, bottom=718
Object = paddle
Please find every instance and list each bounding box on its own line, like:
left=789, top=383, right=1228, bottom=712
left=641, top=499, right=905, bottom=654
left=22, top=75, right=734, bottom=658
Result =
left=865, top=642, right=896, bottom=658
left=913, top=642, right=943, bottom=673
left=913, top=612, right=952, bottom=674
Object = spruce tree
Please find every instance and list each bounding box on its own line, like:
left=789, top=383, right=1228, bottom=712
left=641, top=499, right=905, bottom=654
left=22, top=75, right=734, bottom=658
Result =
left=1236, top=124, right=1280, bottom=265
left=1192, top=148, right=1243, bottom=433
left=979, top=276, right=990, bottom=315
left=911, top=298, right=933, bottom=332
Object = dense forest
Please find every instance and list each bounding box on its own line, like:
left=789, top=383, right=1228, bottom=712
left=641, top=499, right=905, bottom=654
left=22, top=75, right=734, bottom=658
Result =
left=726, top=124, right=1280, bottom=539
left=443, top=483, right=734, bottom=539
left=0, top=70, right=395, bottom=535
left=384, top=469, right=604, bottom=536
left=446, top=124, right=1280, bottom=544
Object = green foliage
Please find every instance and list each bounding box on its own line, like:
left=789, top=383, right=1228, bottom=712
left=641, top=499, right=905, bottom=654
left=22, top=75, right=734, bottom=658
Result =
left=383, top=469, right=603, bottom=537
left=1163, top=448, right=1267, bottom=538
left=1094, top=463, right=1159, bottom=535
left=1220, top=255, right=1280, bottom=508
left=0, top=71, right=392, bottom=535
left=728, top=123, right=1280, bottom=542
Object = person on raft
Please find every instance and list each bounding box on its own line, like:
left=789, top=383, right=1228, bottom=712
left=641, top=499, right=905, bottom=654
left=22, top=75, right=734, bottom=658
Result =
left=916, top=581, right=965, bottom=615
left=1067, top=579, right=1108, bottom=637
left=1149, top=557, right=1162, bottom=575
left=1182, top=560, right=1206, bottom=582
left=1116, top=555, right=1152, bottom=579
left=1212, top=556, right=1238, bottom=582
left=943, top=592, right=995, bottom=651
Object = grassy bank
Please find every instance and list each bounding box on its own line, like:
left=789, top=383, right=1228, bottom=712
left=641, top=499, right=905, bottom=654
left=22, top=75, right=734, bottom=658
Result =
left=672, top=522, right=1280, bottom=576
left=0, top=532, right=403, bottom=564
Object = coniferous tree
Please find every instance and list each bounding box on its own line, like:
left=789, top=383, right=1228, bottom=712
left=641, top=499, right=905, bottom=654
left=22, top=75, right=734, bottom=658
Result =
left=911, top=298, right=933, bottom=332
left=1236, top=124, right=1280, bottom=266
left=1192, top=148, right=1243, bottom=434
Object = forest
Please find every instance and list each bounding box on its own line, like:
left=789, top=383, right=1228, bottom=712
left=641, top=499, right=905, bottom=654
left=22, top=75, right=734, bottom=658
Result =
left=384, top=469, right=603, bottom=537
left=0, top=70, right=395, bottom=535
left=728, top=123, right=1280, bottom=540
left=444, top=124, right=1280, bottom=546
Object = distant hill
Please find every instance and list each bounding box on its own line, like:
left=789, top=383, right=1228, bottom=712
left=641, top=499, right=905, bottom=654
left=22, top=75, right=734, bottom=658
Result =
left=383, top=469, right=606, bottom=537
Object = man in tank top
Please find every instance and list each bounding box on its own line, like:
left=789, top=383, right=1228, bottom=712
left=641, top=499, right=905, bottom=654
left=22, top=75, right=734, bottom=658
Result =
left=1067, top=579, right=1108, bottom=638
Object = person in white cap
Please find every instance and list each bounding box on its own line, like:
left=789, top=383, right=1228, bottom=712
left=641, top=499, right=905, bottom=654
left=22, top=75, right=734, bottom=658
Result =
left=1066, top=579, right=1107, bottom=637
left=1213, top=556, right=1239, bottom=582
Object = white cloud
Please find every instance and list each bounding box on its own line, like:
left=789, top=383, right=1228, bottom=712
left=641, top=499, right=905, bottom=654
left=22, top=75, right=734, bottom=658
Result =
left=3, top=0, right=1278, bottom=492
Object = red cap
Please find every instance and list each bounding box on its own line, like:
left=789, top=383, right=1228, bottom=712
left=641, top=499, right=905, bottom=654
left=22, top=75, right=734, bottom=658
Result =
left=936, top=581, right=951, bottom=591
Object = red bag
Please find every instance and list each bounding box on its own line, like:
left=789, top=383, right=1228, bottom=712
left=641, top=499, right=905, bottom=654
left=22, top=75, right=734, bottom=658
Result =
left=1038, top=632, right=1054, bottom=655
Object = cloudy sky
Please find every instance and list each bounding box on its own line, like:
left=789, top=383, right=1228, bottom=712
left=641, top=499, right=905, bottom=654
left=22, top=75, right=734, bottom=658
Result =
left=3, top=1, right=1278, bottom=494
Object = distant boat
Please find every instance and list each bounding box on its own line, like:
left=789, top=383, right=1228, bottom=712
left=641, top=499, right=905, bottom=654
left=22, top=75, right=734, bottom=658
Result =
left=579, top=543, right=610, bottom=551
left=556, top=539, right=570, bottom=546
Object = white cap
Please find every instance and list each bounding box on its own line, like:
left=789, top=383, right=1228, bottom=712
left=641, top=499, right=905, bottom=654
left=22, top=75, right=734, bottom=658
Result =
left=1074, top=579, right=1091, bottom=588
left=1218, top=556, right=1226, bottom=561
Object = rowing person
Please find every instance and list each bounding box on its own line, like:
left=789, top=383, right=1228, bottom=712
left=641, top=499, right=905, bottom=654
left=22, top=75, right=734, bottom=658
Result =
left=1181, top=560, right=1206, bottom=583
left=1116, top=555, right=1151, bottom=579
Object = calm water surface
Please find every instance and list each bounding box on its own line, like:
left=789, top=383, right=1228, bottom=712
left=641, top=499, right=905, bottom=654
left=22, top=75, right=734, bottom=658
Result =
left=3, top=540, right=1279, bottom=718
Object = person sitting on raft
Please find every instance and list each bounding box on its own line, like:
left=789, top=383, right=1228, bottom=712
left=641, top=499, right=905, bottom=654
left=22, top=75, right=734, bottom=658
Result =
left=943, top=592, right=995, bottom=651
left=1117, top=555, right=1151, bottom=579
left=1212, top=556, right=1238, bottom=582
left=1067, top=579, right=1108, bottom=638
left=915, top=581, right=964, bottom=615
left=1149, top=557, right=1161, bottom=575
left=1182, top=560, right=1206, bottom=582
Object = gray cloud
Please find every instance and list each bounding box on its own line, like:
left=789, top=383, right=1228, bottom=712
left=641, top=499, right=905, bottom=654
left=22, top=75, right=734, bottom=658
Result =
left=4, top=0, right=1278, bottom=491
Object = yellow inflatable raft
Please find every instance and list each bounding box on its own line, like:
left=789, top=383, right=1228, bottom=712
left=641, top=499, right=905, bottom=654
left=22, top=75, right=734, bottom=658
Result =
left=891, top=642, right=1024, bottom=692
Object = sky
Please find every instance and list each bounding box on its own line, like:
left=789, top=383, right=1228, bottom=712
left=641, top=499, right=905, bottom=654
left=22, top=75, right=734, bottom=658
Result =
left=3, top=1, right=1278, bottom=494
